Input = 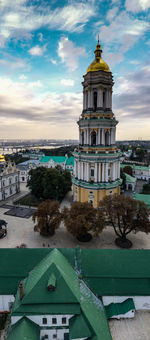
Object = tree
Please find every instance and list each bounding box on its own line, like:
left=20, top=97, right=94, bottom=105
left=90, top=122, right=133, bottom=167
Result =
left=122, top=165, right=133, bottom=176
left=32, top=200, right=62, bottom=236
left=101, top=194, right=150, bottom=248
left=62, top=201, right=105, bottom=242
left=27, top=167, right=47, bottom=199
left=27, top=166, right=72, bottom=201
left=120, top=169, right=126, bottom=190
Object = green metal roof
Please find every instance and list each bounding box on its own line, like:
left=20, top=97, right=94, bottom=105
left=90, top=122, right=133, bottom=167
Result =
left=133, top=193, right=150, bottom=208
left=69, top=313, right=93, bottom=339
left=121, top=163, right=149, bottom=172
left=12, top=249, right=112, bottom=340
left=105, top=298, right=135, bottom=319
left=66, top=156, right=74, bottom=166
left=40, top=156, right=66, bottom=163
left=124, top=173, right=136, bottom=183
left=1, top=249, right=150, bottom=296
left=7, top=316, right=40, bottom=340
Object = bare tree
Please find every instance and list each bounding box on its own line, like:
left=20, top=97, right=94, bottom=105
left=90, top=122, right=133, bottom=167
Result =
left=33, top=200, right=62, bottom=236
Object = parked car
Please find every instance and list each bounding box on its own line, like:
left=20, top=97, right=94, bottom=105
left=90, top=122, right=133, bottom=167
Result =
left=0, top=219, right=7, bottom=238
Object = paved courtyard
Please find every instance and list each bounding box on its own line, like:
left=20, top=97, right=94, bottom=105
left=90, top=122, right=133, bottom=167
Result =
left=0, top=189, right=150, bottom=249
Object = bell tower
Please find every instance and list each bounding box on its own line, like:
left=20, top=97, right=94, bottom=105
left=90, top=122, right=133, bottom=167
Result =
left=72, top=40, right=121, bottom=208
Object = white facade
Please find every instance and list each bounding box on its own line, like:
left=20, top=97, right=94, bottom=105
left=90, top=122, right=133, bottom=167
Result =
left=0, top=295, right=15, bottom=312
left=0, top=162, right=20, bottom=201
left=11, top=314, right=87, bottom=340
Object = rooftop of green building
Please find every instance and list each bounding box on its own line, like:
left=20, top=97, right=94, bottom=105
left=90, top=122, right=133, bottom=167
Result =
left=133, top=193, right=150, bottom=208
left=1, top=249, right=150, bottom=297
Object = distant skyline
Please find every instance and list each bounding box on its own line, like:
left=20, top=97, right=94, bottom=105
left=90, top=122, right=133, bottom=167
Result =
left=0, top=0, right=150, bottom=140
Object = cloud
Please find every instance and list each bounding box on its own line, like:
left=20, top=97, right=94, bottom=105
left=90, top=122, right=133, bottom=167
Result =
left=98, top=10, right=149, bottom=66
left=0, top=57, right=27, bottom=70
left=0, top=1, right=95, bottom=46
left=19, top=74, right=27, bottom=80
left=28, top=44, right=47, bottom=56
left=125, top=0, right=150, bottom=12
left=106, top=7, right=118, bottom=21
left=38, top=32, right=44, bottom=42
left=60, top=79, right=75, bottom=87
left=58, top=37, right=85, bottom=71
left=113, top=62, right=150, bottom=122
left=50, top=58, right=57, bottom=65
left=0, top=76, right=82, bottom=139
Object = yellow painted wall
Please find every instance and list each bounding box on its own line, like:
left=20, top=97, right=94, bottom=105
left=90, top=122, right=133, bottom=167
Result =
left=73, top=184, right=120, bottom=208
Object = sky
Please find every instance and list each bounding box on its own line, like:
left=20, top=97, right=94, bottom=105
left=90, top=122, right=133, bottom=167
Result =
left=0, top=0, right=150, bottom=141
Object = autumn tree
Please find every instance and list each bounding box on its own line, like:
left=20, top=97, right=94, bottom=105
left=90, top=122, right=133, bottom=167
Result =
left=32, top=200, right=62, bottom=236
left=62, top=201, right=105, bottom=242
left=101, top=194, right=150, bottom=248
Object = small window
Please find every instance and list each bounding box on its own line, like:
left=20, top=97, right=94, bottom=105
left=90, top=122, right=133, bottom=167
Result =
left=52, top=318, right=57, bottom=324
left=53, top=335, right=57, bottom=339
left=89, top=191, right=93, bottom=194
left=45, top=336, right=49, bottom=339
left=62, top=317, right=67, bottom=324
left=42, top=318, right=47, bottom=324
left=91, top=169, right=94, bottom=176
left=108, top=169, right=110, bottom=176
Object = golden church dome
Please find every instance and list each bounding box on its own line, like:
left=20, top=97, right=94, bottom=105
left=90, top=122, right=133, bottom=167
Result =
left=87, top=41, right=110, bottom=73
left=0, top=154, right=5, bottom=162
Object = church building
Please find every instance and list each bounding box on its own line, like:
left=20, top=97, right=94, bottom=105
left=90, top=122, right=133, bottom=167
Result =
left=73, top=41, right=121, bottom=207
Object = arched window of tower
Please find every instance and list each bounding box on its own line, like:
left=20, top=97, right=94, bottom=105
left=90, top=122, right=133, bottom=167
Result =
left=105, top=130, right=110, bottom=146
left=93, top=91, right=97, bottom=111
left=91, top=130, right=96, bottom=146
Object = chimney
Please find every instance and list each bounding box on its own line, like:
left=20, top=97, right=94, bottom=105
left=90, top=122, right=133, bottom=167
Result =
left=19, top=282, right=24, bottom=300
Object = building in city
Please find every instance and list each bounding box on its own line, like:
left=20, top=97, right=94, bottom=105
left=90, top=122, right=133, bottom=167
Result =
left=121, top=163, right=150, bottom=181
left=72, top=41, right=121, bottom=207
left=0, top=161, right=20, bottom=201
left=1, top=249, right=150, bottom=339
left=17, top=160, right=40, bottom=183
left=40, top=156, right=74, bottom=175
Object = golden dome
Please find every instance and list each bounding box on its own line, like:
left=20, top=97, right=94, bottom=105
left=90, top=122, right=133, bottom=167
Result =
left=0, top=154, right=5, bottom=162
left=87, top=41, right=110, bottom=73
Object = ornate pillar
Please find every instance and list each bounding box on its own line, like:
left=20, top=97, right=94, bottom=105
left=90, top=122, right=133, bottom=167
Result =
left=88, top=88, right=92, bottom=108
left=98, top=163, right=101, bottom=182
left=102, top=163, right=105, bottom=182
left=98, top=128, right=100, bottom=145
left=78, top=162, right=81, bottom=180
left=97, top=86, right=103, bottom=108
left=105, top=163, right=108, bottom=182
left=87, top=163, right=90, bottom=181
left=95, top=163, right=97, bottom=182
left=102, top=129, right=105, bottom=145
left=81, top=162, right=84, bottom=180
left=87, top=128, right=89, bottom=145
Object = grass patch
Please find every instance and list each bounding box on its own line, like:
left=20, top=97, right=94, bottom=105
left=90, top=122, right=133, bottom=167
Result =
left=14, top=194, right=42, bottom=207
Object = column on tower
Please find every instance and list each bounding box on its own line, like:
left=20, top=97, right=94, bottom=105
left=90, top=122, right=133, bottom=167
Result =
left=98, top=163, right=101, bottom=182
left=88, top=88, right=91, bottom=109
left=102, top=129, right=105, bottom=145
left=98, top=128, right=100, bottom=145
left=97, top=86, right=103, bottom=108
left=102, top=163, right=105, bottom=182
left=105, top=163, right=108, bottom=182
left=94, top=163, right=97, bottom=182
left=87, top=128, right=89, bottom=144
left=86, top=162, right=90, bottom=181
left=78, top=162, right=81, bottom=180
left=81, top=162, right=84, bottom=180
left=83, top=91, right=86, bottom=110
